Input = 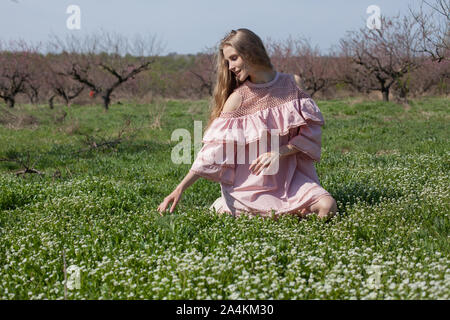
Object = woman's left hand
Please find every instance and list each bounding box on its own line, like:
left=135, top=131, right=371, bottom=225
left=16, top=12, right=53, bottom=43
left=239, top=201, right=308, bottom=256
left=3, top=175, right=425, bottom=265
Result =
left=249, top=151, right=281, bottom=175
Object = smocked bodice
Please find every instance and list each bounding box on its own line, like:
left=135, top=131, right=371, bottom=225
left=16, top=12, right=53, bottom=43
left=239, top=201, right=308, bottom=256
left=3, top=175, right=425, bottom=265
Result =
left=219, top=72, right=312, bottom=119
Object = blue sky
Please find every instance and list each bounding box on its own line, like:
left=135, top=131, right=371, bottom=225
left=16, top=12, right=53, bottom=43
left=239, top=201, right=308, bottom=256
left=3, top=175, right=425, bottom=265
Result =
left=1, top=0, right=426, bottom=55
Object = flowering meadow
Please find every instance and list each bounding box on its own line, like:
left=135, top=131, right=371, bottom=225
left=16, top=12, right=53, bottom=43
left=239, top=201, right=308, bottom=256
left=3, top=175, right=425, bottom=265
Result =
left=0, top=97, right=448, bottom=299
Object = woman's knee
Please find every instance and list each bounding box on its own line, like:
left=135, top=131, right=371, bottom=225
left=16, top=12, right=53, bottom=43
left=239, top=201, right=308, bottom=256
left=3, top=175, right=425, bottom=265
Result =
left=316, top=196, right=337, bottom=218
left=300, top=195, right=335, bottom=216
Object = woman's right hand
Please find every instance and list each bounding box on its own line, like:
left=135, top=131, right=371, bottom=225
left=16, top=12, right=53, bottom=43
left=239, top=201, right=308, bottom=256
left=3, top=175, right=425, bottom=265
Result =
left=157, top=187, right=183, bottom=215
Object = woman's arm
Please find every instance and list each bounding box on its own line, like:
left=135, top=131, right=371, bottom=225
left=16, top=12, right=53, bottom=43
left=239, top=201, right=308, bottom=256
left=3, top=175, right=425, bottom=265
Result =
left=279, top=143, right=301, bottom=158
left=157, top=171, right=201, bottom=214
left=177, top=170, right=201, bottom=192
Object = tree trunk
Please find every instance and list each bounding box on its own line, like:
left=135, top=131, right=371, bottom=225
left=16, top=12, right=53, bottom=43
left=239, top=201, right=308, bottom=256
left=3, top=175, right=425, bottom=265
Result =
left=382, top=88, right=389, bottom=102
left=63, top=96, right=70, bottom=107
left=5, top=97, right=15, bottom=108
left=27, top=89, right=39, bottom=105
left=397, top=87, right=409, bottom=104
left=49, top=95, right=56, bottom=109
left=102, top=94, right=110, bottom=111
left=399, top=87, right=407, bottom=99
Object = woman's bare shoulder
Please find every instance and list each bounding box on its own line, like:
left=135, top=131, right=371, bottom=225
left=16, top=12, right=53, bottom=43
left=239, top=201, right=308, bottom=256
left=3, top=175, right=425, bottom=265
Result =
left=290, top=74, right=312, bottom=99
left=293, top=74, right=302, bottom=87
left=222, top=91, right=243, bottom=113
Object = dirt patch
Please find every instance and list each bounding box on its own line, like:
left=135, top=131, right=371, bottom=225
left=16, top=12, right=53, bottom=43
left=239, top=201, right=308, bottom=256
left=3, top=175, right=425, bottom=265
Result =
left=348, top=97, right=365, bottom=106
left=0, top=109, right=39, bottom=129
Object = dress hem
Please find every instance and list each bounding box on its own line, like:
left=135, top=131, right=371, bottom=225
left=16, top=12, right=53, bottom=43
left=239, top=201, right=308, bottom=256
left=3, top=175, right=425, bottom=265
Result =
left=209, top=189, right=332, bottom=218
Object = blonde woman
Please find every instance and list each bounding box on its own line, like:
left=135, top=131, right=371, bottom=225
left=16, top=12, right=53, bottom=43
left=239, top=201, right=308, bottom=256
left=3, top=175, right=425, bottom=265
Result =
left=157, top=28, right=337, bottom=219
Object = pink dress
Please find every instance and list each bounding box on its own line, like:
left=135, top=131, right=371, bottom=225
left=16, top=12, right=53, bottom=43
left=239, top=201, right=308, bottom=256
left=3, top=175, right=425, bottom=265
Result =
left=189, top=71, right=332, bottom=218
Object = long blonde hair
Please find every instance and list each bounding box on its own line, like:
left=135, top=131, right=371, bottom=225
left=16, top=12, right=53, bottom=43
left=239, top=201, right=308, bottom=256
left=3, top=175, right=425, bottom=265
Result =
left=204, top=28, right=274, bottom=133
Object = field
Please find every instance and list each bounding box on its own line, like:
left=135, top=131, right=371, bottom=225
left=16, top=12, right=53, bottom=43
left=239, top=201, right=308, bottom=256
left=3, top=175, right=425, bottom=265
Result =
left=0, top=96, right=449, bottom=299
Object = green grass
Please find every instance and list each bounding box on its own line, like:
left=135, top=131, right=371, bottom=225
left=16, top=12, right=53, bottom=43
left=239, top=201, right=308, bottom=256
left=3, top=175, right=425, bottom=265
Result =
left=0, top=96, right=449, bottom=299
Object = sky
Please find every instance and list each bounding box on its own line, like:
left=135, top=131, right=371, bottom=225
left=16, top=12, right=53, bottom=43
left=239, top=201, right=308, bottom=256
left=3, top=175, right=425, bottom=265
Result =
left=0, top=0, right=428, bottom=55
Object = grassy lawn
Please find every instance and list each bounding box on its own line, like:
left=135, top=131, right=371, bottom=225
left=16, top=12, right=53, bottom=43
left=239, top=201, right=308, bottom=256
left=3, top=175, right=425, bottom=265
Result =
left=0, top=96, right=448, bottom=299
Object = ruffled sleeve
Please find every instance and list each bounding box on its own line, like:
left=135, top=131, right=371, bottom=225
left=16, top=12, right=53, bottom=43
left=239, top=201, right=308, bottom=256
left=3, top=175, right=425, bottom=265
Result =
left=288, top=122, right=323, bottom=162
left=287, top=97, right=325, bottom=162
left=189, top=138, right=236, bottom=185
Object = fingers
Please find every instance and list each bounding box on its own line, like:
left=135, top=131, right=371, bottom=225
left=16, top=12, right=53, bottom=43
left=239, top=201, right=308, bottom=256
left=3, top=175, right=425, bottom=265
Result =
left=170, top=199, right=178, bottom=213
left=249, top=154, right=265, bottom=171
left=250, top=155, right=266, bottom=175
left=251, top=152, right=279, bottom=175
left=255, top=164, right=266, bottom=175
left=249, top=158, right=257, bottom=171
left=252, top=158, right=270, bottom=175
left=249, top=160, right=256, bottom=173
left=158, top=192, right=182, bottom=215
left=252, top=163, right=266, bottom=175
left=157, top=198, right=172, bottom=215
left=157, top=202, right=167, bottom=216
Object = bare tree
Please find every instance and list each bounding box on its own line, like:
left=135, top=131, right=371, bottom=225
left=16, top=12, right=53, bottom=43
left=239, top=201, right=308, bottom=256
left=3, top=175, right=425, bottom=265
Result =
left=339, top=14, right=425, bottom=101
left=331, top=51, right=378, bottom=95
left=44, top=53, right=85, bottom=108
left=23, top=52, right=46, bottom=105
left=267, top=37, right=335, bottom=97
left=48, top=30, right=164, bottom=110
left=187, top=46, right=216, bottom=97
left=0, top=40, right=38, bottom=108
left=403, top=58, right=450, bottom=96
left=409, top=0, right=450, bottom=62
left=266, top=36, right=293, bottom=74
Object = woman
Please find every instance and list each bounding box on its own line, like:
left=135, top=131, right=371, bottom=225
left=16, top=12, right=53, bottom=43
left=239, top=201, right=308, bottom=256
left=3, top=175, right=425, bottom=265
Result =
left=157, top=28, right=337, bottom=219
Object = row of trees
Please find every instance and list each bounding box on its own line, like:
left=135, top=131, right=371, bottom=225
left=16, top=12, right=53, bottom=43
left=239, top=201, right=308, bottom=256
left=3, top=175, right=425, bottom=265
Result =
left=0, top=1, right=448, bottom=110
left=270, top=1, right=449, bottom=102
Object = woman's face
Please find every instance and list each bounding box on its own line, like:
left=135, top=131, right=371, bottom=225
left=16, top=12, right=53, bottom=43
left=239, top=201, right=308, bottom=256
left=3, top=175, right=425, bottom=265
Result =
left=223, top=45, right=250, bottom=82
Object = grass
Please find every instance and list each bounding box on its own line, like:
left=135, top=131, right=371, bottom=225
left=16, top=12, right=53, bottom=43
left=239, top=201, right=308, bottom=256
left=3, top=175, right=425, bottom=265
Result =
left=0, top=96, right=448, bottom=299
